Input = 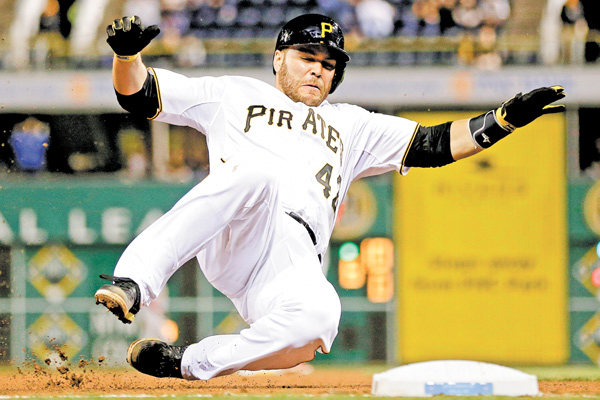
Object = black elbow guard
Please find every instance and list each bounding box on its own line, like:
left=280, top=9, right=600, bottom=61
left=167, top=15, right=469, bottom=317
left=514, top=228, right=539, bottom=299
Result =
left=115, top=70, right=161, bottom=119
left=404, top=122, right=455, bottom=168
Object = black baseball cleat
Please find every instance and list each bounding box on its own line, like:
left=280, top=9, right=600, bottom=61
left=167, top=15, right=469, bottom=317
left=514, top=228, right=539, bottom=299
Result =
left=94, top=274, right=141, bottom=324
left=127, top=338, right=188, bottom=378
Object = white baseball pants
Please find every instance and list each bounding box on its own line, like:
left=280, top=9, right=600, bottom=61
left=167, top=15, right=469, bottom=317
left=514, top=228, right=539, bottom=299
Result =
left=113, top=156, right=341, bottom=380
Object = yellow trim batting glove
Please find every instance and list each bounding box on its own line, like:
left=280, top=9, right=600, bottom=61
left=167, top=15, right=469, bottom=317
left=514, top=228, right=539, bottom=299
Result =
left=495, top=85, right=566, bottom=131
left=107, top=16, right=160, bottom=61
left=468, top=85, right=566, bottom=149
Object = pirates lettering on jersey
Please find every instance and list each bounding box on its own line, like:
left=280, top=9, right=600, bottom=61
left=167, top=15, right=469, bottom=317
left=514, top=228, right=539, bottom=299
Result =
left=302, top=108, right=343, bottom=164
left=244, top=105, right=344, bottom=162
left=244, top=105, right=293, bottom=133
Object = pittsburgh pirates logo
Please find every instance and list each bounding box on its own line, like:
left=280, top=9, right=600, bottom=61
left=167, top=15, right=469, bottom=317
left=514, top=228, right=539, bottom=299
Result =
left=321, top=23, right=333, bottom=37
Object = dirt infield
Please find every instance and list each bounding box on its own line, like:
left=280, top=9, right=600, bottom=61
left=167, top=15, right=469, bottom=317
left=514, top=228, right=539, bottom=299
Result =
left=1, top=362, right=600, bottom=396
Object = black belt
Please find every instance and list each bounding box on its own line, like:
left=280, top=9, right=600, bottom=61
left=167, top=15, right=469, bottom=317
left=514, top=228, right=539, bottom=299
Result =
left=286, top=212, right=316, bottom=245
left=286, top=212, right=321, bottom=262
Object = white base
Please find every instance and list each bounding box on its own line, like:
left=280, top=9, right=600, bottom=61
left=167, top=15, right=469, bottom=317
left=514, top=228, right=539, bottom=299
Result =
left=371, top=360, right=539, bottom=397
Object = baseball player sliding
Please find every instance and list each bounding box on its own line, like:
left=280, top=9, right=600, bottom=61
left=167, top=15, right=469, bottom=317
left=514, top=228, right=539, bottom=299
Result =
left=95, top=13, right=565, bottom=380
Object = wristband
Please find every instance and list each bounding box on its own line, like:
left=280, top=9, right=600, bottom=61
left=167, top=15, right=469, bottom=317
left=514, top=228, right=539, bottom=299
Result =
left=115, top=53, right=140, bottom=62
left=467, top=109, right=512, bottom=149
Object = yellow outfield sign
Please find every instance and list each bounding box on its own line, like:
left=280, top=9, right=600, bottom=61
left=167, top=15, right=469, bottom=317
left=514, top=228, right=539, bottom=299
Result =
left=395, top=112, right=568, bottom=365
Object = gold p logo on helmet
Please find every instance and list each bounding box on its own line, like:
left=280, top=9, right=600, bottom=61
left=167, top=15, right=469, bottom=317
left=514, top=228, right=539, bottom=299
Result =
left=321, top=22, right=333, bottom=37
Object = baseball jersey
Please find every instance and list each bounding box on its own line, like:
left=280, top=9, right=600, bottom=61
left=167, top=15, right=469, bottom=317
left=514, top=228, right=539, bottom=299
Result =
left=152, top=69, right=419, bottom=256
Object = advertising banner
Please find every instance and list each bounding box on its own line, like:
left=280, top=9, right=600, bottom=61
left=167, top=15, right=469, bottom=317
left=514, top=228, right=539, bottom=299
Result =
left=395, top=112, right=568, bottom=364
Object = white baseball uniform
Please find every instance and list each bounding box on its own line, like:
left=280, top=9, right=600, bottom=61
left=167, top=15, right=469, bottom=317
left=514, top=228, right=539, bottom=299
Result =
left=113, top=68, right=418, bottom=380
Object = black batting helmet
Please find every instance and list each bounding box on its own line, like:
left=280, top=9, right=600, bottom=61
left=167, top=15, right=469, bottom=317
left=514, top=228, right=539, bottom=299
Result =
left=274, top=14, right=350, bottom=94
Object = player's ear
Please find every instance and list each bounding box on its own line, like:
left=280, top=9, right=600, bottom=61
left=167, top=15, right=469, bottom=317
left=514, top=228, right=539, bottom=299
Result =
left=273, top=50, right=284, bottom=74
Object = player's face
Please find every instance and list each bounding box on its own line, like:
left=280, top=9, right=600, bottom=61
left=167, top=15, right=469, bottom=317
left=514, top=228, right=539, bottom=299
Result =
left=274, top=45, right=337, bottom=107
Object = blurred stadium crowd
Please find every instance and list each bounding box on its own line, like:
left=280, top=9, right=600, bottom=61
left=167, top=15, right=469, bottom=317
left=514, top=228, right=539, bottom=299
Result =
left=1, top=0, right=598, bottom=70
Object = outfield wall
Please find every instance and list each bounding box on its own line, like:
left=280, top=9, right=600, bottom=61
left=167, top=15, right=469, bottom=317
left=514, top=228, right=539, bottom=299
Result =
left=0, top=177, right=394, bottom=365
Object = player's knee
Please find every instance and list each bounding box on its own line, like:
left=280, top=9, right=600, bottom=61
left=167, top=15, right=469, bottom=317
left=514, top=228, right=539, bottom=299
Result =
left=314, top=295, right=341, bottom=335
left=294, top=287, right=341, bottom=345
left=306, top=307, right=340, bottom=344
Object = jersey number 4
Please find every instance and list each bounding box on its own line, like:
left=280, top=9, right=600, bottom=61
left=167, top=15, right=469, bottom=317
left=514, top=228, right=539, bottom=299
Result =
left=315, top=163, right=341, bottom=212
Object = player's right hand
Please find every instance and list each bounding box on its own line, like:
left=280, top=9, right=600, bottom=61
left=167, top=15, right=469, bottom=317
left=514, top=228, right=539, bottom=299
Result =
left=106, top=16, right=160, bottom=58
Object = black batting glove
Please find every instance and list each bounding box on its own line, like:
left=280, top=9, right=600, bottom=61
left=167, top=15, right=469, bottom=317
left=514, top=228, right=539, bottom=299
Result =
left=495, top=86, right=566, bottom=132
left=106, top=16, right=160, bottom=61
left=468, top=85, right=566, bottom=148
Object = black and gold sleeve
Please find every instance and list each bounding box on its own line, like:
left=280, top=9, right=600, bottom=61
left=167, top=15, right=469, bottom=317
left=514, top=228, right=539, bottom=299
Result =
left=404, top=122, right=455, bottom=168
left=114, top=69, right=161, bottom=119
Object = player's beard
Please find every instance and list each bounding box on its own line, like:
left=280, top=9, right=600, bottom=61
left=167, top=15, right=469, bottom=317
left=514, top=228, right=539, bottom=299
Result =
left=277, top=61, right=331, bottom=107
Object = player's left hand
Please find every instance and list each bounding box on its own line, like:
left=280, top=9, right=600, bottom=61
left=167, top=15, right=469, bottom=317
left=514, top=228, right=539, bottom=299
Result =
left=496, top=86, right=566, bottom=131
